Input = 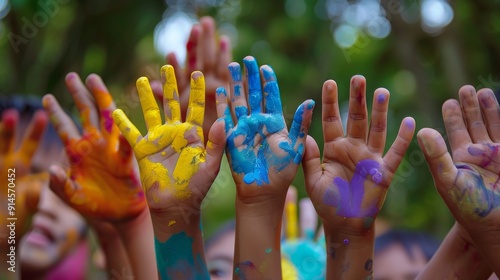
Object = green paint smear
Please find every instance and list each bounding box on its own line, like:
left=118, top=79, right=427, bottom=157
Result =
left=155, top=232, right=209, bottom=280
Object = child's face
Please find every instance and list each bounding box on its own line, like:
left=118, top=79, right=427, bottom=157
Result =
left=373, top=243, right=428, bottom=280
left=20, top=183, right=86, bottom=273
left=205, top=229, right=235, bottom=280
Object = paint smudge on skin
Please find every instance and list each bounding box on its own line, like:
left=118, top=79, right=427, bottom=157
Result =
left=323, top=159, right=382, bottom=218
left=377, top=94, right=386, bottom=104
left=365, top=259, right=373, bottom=271
left=155, top=232, right=209, bottom=280
left=343, top=239, right=349, bottom=245
left=168, top=220, right=176, bottom=226
left=265, top=248, right=272, bottom=254
left=467, top=144, right=499, bottom=168
left=282, top=239, right=326, bottom=280
left=234, top=261, right=264, bottom=280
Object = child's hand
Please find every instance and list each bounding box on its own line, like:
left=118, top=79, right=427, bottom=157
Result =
left=0, top=109, right=47, bottom=238
left=417, top=86, right=500, bottom=273
left=216, top=56, right=315, bottom=204
left=43, top=73, right=146, bottom=222
left=164, top=16, right=232, bottom=142
left=303, top=77, right=415, bottom=232
left=113, top=65, right=226, bottom=217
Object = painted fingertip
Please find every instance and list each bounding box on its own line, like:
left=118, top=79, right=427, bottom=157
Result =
left=307, top=99, right=315, bottom=110
left=228, top=63, right=241, bottom=81
left=1, top=109, right=18, bottom=128
left=261, top=65, right=276, bottom=81
left=403, top=117, right=415, bottom=129
left=49, top=165, right=66, bottom=183
left=136, top=77, right=150, bottom=89
left=216, top=87, right=227, bottom=96
left=243, top=56, right=258, bottom=73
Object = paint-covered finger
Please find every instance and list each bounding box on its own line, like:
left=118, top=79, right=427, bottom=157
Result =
left=65, top=72, right=99, bottom=129
left=216, top=87, right=234, bottom=133
left=216, top=35, right=232, bottom=79
left=458, top=85, right=490, bottom=143
left=228, top=62, right=248, bottom=120
left=477, top=88, right=500, bottom=142
left=48, top=164, right=74, bottom=205
left=322, top=80, right=343, bottom=143
left=18, top=110, right=48, bottom=160
left=161, top=65, right=182, bottom=123
left=346, top=75, right=368, bottom=141
left=137, top=77, right=162, bottom=130
left=243, top=56, right=263, bottom=114
left=86, top=74, right=116, bottom=134
left=261, top=65, right=283, bottom=115
left=289, top=100, right=315, bottom=149
left=42, top=94, right=80, bottom=144
left=112, top=109, right=142, bottom=147
left=117, top=133, right=133, bottom=163
left=0, top=109, right=18, bottom=154
left=186, top=71, right=205, bottom=128
left=186, top=24, right=201, bottom=75
left=299, top=198, right=318, bottom=240
left=417, top=128, right=458, bottom=190
left=442, top=99, right=472, bottom=152
left=383, top=117, right=415, bottom=176
left=367, top=88, right=390, bottom=154
left=199, top=16, right=217, bottom=70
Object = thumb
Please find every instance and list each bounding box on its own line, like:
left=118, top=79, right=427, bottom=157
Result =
left=205, top=120, right=227, bottom=180
left=48, top=164, right=75, bottom=204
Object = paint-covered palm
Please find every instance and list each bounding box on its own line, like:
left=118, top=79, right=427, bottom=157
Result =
left=216, top=56, right=315, bottom=202
left=44, top=73, right=145, bottom=222
left=113, top=65, right=226, bottom=213
left=303, top=76, right=415, bottom=232
left=418, top=86, right=500, bottom=234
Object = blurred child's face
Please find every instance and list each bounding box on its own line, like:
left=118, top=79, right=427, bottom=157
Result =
left=373, top=243, right=428, bottom=280
left=205, top=230, right=235, bottom=280
left=20, top=184, right=86, bottom=273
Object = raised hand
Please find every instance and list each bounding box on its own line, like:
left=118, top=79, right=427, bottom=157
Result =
left=113, top=65, right=226, bottom=280
left=216, top=56, right=314, bottom=279
left=417, top=86, right=500, bottom=274
left=302, top=76, right=415, bottom=279
left=165, top=16, right=232, bottom=142
left=43, top=73, right=145, bottom=222
left=216, top=56, right=314, bottom=202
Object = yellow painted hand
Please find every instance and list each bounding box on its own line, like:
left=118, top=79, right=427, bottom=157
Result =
left=113, top=65, right=226, bottom=213
left=43, top=73, right=146, bottom=222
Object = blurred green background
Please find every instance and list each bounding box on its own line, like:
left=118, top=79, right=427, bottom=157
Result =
left=1, top=0, right=500, bottom=238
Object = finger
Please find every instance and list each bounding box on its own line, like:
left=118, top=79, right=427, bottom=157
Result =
left=205, top=120, right=227, bottom=180
left=199, top=16, right=217, bottom=71
left=228, top=62, right=248, bottom=121
left=322, top=80, right=343, bottom=143
left=442, top=99, right=472, bottom=152
left=42, top=94, right=80, bottom=144
left=299, top=198, right=317, bottom=240
left=85, top=74, right=116, bottom=134
left=117, top=133, right=133, bottom=163
left=346, top=75, right=368, bottom=141
left=243, top=56, right=263, bottom=114
left=383, top=117, right=415, bottom=176
left=417, top=128, right=458, bottom=191
left=18, top=110, right=48, bottom=160
left=216, top=87, right=234, bottom=132
left=289, top=100, right=315, bottom=148
left=48, top=164, right=74, bottom=205
left=186, top=71, right=205, bottom=128
left=216, top=35, right=232, bottom=79
left=186, top=23, right=201, bottom=75
left=367, top=88, right=390, bottom=154
left=112, top=109, right=142, bottom=148
left=136, top=77, right=162, bottom=130
left=261, top=65, right=283, bottom=115
left=302, top=135, right=322, bottom=193
left=65, top=72, right=99, bottom=129
left=477, top=88, right=500, bottom=142
left=0, top=109, right=18, bottom=154
left=458, top=85, right=490, bottom=143
left=161, top=65, right=182, bottom=123
left=284, top=186, right=298, bottom=240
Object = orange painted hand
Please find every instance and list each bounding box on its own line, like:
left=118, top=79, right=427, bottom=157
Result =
left=0, top=109, right=47, bottom=237
left=112, top=65, right=226, bottom=215
left=302, top=77, right=415, bottom=232
left=43, top=73, right=146, bottom=222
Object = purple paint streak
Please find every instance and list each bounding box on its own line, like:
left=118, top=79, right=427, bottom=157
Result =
left=323, top=159, right=382, bottom=218
left=468, top=144, right=499, bottom=168
left=102, top=109, right=113, bottom=133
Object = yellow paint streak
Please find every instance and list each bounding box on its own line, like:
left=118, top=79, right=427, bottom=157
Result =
left=172, top=146, right=205, bottom=199
left=162, top=65, right=181, bottom=123
left=187, top=72, right=205, bottom=127
left=168, top=220, right=176, bottom=226
left=285, top=201, right=298, bottom=240
left=137, top=77, right=161, bottom=129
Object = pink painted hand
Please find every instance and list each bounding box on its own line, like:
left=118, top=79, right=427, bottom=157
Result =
left=303, top=76, right=415, bottom=232
left=112, top=65, right=226, bottom=216
left=43, top=73, right=146, bottom=222
left=417, top=86, right=500, bottom=274
left=153, top=16, right=232, bottom=143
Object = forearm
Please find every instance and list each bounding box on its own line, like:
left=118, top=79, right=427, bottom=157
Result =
left=469, top=230, right=500, bottom=277
left=417, top=223, right=492, bottom=279
left=234, top=196, right=285, bottom=280
left=151, top=207, right=209, bottom=280
left=323, top=223, right=375, bottom=279
left=93, top=225, right=131, bottom=278
left=115, top=208, right=157, bottom=280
